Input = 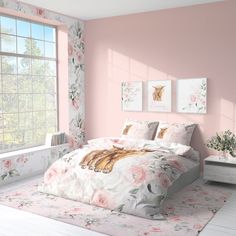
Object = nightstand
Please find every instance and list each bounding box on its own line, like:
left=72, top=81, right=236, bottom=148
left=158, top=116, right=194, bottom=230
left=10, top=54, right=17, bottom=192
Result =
left=204, top=155, right=236, bottom=184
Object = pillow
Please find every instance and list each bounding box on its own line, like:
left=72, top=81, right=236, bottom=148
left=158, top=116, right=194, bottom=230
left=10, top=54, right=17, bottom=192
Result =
left=155, top=122, right=196, bottom=146
left=121, top=120, right=159, bottom=140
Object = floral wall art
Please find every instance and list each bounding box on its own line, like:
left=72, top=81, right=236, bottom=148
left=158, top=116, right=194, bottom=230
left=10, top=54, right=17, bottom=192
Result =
left=176, top=78, right=207, bottom=114
left=147, top=80, right=172, bottom=112
left=121, top=81, right=142, bottom=111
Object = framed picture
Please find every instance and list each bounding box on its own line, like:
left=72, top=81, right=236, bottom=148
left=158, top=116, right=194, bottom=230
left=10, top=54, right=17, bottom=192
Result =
left=121, top=81, right=142, bottom=111
left=147, top=80, right=172, bottom=112
left=176, top=78, right=207, bottom=114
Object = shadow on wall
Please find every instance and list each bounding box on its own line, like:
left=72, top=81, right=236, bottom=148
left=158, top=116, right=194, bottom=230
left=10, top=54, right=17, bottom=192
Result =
left=107, top=49, right=236, bottom=162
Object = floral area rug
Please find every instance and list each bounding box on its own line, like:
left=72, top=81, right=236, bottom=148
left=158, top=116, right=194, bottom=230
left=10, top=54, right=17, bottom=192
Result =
left=0, top=178, right=232, bottom=236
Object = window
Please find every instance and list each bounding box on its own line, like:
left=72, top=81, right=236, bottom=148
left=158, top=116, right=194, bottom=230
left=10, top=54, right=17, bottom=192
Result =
left=0, top=15, right=58, bottom=153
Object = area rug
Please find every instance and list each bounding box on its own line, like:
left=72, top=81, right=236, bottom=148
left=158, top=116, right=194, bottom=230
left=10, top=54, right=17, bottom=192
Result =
left=0, top=178, right=233, bottom=236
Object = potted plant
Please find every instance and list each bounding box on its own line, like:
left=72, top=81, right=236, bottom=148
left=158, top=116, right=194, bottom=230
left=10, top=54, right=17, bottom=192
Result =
left=206, top=130, right=236, bottom=158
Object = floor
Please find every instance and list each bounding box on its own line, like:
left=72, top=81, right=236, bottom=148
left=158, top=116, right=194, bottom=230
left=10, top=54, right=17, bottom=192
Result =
left=0, top=175, right=236, bottom=236
left=200, top=184, right=236, bottom=236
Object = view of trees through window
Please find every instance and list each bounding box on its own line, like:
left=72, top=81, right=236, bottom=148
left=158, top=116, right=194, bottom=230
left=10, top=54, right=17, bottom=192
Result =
left=0, top=15, right=58, bottom=153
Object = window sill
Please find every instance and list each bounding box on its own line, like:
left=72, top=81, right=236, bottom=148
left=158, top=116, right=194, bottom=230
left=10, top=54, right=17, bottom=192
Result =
left=0, top=143, right=69, bottom=159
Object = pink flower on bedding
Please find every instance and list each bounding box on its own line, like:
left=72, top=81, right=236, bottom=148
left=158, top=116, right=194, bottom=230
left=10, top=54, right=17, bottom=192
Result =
left=168, top=159, right=184, bottom=171
left=158, top=172, right=171, bottom=189
left=2, top=160, right=12, bottom=169
left=92, top=190, right=112, bottom=208
left=151, top=227, right=162, bottom=232
left=193, top=224, right=202, bottom=230
left=44, top=166, right=61, bottom=184
left=128, top=166, right=147, bottom=185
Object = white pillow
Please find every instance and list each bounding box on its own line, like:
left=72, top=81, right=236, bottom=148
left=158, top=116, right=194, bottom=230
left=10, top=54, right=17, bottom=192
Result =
left=155, top=122, right=196, bottom=146
left=121, top=119, right=159, bottom=140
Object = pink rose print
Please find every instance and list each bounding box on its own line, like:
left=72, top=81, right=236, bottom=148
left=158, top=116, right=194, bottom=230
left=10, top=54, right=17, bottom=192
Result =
left=190, top=95, right=197, bottom=103
left=71, top=99, right=79, bottom=110
left=76, top=52, right=82, bottom=63
left=16, top=156, right=28, bottom=164
left=151, top=227, right=162, bottom=232
left=193, top=224, right=202, bottom=230
left=128, top=166, right=147, bottom=185
left=44, top=166, right=61, bottom=184
left=36, top=8, right=45, bottom=17
left=92, top=190, right=111, bottom=208
left=158, top=172, right=171, bottom=189
left=168, top=159, right=184, bottom=171
left=68, top=43, right=73, bottom=56
left=2, top=160, right=12, bottom=170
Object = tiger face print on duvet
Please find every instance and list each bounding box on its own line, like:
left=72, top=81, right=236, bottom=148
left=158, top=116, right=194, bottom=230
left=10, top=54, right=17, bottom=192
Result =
left=79, top=147, right=150, bottom=173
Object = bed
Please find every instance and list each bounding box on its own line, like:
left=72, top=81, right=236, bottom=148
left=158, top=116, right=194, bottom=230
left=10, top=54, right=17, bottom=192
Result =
left=38, top=135, right=200, bottom=220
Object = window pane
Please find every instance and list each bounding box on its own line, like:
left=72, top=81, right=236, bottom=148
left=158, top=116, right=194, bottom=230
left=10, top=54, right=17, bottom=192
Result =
left=31, top=39, right=44, bottom=56
left=45, top=42, right=56, bottom=58
left=31, top=23, right=44, bottom=40
left=46, top=94, right=56, bottom=110
left=32, top=59, right=44, bottom=75
left=33, top=94, right=45, bottom=111
left=33, top=111, right=46, bottom=128
left=45, top=76, right=56, bottom=94
left=19, top=112, right=33, bottom=129
left=18, top=76, right=32, bottom=93
left=2, top=56, right=17, bottom=74
left=46, top=110, right=57, bottom=127
left=45, top=26, right=55, bottom=42
left=45, top=60, right=56, bottom=76
left=19, top=94, right=32, bottom=112
left=33, top=128, right=46, bottom=144
left=3, top=132, right=24, bottom=150
left=2, top=75, right=17, bottom=93
left=47, top=127, right=56, bottom=133
left=18, top=57, right=31, bottom=75
left=0, top=76, right=2, bottom=92
left=17, top=20, right=30, bottom=37
left=17, top=37, right=31, bottom=55
left=0, top=134, right=3, bottom=150
left=2, top=94, right=18, bottom=113
left=3, top=113, right=18, bottom=132
left=0, top=14, right=57, bottom=153
left=1, top=34, right=16, bottom=53
left=32, top=76, right=45, bottom=93
left=1, top=16, right=16, bottom=34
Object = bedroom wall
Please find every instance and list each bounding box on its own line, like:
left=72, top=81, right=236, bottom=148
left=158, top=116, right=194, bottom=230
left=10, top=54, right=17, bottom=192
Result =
left=85, top=0, right=236, bottom=161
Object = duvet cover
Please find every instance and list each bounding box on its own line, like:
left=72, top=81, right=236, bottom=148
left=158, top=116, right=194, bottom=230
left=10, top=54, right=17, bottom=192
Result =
left=39, top=138, right=198, bottom=219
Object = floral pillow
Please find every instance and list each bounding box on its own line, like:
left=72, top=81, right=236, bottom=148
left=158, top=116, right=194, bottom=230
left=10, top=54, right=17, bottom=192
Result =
left=121, top=120, right=159, bottom=140
left=155, top=123, right=196, bottom=146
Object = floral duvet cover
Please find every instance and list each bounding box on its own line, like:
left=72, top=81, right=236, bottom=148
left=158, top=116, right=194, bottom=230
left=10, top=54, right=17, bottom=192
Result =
left=39, top=138, right=198, bottom=219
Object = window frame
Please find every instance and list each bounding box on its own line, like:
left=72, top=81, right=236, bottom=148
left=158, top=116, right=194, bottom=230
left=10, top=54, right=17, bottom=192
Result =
left=0, top=13, right=59, bottom=154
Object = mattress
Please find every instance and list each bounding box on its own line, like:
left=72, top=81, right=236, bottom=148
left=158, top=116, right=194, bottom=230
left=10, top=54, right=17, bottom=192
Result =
left=167, top=157, right=200, bottom=197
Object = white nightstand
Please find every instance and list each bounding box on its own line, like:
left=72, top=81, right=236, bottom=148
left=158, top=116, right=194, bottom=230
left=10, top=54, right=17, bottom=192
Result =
left=204, top=155, right=236, bottom=184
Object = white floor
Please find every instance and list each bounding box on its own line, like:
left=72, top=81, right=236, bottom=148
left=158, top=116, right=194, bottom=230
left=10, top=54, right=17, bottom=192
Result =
left=0, top=176, right=236, bottom=236
left=200, top=189, right=236, bottom=236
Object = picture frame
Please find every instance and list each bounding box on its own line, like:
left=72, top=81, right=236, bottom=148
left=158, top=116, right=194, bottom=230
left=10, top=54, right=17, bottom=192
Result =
left=176, top=78, right=207, bottom=114
left=147, top=80, right=172, bottom=112
left=121, top=81, right=142, bottom=111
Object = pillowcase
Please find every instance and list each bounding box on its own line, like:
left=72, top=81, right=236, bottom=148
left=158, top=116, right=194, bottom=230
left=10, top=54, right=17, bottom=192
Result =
left=121, top=119, right=159, bottom=140
left=155, top=122, right=196, bottom=146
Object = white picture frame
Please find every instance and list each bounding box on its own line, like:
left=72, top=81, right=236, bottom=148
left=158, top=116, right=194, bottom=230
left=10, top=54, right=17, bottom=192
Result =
left=176, top=78, right=207, bottom=114
left=121, top=81, right=142, bottom=111
left=147, top=80, right=172, bottom=112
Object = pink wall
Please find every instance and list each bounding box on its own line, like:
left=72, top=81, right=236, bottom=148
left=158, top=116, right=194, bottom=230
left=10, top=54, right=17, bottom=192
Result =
left=84, top=0, right=236, bottom=161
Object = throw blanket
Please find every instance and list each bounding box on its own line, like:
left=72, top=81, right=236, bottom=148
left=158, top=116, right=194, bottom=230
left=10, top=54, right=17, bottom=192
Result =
left=39, top=138, right=198, bottom=220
